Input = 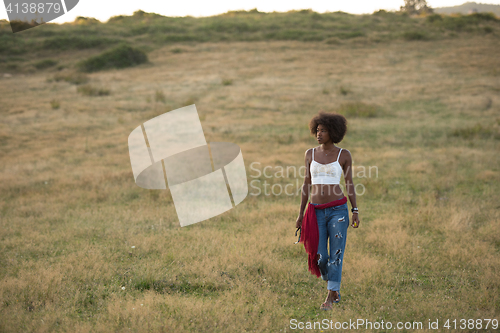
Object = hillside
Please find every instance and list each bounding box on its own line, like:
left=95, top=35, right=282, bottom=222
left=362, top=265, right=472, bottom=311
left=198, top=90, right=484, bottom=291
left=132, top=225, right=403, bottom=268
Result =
left=434, top=1, right=500, bottom=16
left=1, top=9, right=499, bottom=74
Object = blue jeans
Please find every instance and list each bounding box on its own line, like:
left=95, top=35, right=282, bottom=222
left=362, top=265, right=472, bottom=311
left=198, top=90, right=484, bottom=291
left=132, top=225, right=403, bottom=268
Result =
left=312, top=202, right=349, bottom=291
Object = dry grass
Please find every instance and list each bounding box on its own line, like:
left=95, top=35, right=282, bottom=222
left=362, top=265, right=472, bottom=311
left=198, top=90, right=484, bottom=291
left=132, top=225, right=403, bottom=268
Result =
left=0, top=34, right=499, bottom=332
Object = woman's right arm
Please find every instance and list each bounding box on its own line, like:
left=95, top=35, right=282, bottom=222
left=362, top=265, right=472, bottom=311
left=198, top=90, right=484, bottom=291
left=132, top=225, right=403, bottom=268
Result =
left=296, top=149, right=312, bottom=229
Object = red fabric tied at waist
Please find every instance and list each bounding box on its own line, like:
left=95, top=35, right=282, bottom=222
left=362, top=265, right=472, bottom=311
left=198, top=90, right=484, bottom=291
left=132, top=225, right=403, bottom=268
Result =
left=299, top=196, right=347, bottom=277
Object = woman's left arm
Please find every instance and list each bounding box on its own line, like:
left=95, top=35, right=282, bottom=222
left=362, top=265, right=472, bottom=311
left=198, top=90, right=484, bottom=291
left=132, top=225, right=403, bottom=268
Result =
left=342, top=150, right=360, bottom=228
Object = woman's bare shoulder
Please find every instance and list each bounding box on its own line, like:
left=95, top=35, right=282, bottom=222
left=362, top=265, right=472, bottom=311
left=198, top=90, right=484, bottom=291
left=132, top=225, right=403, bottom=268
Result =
left=339, top=148, right=352, bottom=163
left=340, top=147, right=351, bottom=156
left=304, top=147, right=316, bottom=163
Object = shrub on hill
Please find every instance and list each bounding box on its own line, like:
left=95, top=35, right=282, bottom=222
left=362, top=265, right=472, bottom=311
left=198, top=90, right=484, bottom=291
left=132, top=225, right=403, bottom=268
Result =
left=77, top=44, right=148, bottom=72
left=73, top=17, right=101, bottom=25
left=9, top=20, right=40, bottom=33
left=427, top=12, right=498, bottom=31
left=402, top=31, right=429, bottom=40
left=33, top=59, right=58, bottom=69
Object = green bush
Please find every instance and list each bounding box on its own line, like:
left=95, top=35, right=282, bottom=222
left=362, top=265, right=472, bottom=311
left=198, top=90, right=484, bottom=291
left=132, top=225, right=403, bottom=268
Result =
left=107, top=10, right=164, bottom=25
left=107, top=15, right=128, bottom=24
left=468, top=12, right=498, bottom=22
left=5, top=63, right=19, bottom=70
left=430, top=13, right=498, bottom=32
left=9, top=20, right=40, bottom=33
left=373, top=9, right=389, bottom=16
left=77, top=44, right=148, bottom=73
left=73, top=17, right=101, bottom=25
left=42, top=36, right=119, bottom=50
left=402, top=31, right=428, bottom=41
left=483, top=26, right=493, bottom=33
left=325, top=37, right=342, bottom=45
left=426, top=14, right=443, bottom=23
left=33, top=59, right=58, bottom=69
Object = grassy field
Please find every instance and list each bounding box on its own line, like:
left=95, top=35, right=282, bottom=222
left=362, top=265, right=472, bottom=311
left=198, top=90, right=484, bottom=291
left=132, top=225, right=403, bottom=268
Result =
left=1, top=10, right=500, bottom=332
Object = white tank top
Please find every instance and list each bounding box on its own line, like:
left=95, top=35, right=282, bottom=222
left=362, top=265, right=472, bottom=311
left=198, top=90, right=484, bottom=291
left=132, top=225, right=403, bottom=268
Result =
left=310, top=147, right=343, bottom=185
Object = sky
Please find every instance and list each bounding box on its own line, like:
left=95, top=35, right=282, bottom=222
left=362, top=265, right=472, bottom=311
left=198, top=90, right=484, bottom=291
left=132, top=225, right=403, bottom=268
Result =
left=1, top=0, right=500, bottom=23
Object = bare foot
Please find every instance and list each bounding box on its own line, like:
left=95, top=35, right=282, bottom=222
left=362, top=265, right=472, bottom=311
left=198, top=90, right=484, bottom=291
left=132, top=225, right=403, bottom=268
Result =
left=325, top=290, right=339, bottom=304
left=320, top=291, right=338, bottom=310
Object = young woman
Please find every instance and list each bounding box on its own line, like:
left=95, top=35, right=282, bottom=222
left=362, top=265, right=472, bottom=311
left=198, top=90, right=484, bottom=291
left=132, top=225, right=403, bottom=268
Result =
left=295, top=111, right=360, bottom=311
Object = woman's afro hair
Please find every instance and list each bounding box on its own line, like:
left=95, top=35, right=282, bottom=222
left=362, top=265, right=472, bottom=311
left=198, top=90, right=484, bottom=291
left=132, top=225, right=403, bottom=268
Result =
left=309, top=111, right=347, bottom=144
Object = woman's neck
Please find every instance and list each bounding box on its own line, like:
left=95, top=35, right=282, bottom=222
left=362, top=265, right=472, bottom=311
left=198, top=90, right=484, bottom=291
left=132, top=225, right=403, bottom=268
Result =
left=320, top=142, right=335, bottom=150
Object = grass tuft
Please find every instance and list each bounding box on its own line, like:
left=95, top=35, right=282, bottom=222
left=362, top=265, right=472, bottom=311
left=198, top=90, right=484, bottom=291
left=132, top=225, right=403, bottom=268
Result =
left=154, top=90, right=166, bottom=103
left=77, top=84, right=111, bottom=96
left=339, top=85, right=350, bottom=95
left=50, top=99, right=60, bottom=109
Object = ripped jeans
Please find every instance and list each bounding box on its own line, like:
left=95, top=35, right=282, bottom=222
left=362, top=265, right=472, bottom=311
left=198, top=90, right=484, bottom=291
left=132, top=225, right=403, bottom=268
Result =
left=312, top=202, right=349, bottom=291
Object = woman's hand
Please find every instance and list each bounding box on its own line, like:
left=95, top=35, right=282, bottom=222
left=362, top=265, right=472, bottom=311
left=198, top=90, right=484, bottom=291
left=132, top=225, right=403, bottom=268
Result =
left=295, top=215, right=303, bottom=229
left=351, top=213, right=360, bottom=228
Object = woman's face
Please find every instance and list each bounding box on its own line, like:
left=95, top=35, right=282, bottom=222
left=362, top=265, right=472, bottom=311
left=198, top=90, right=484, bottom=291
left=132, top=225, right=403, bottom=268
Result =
left=316, top=124, right=331, bottom=144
